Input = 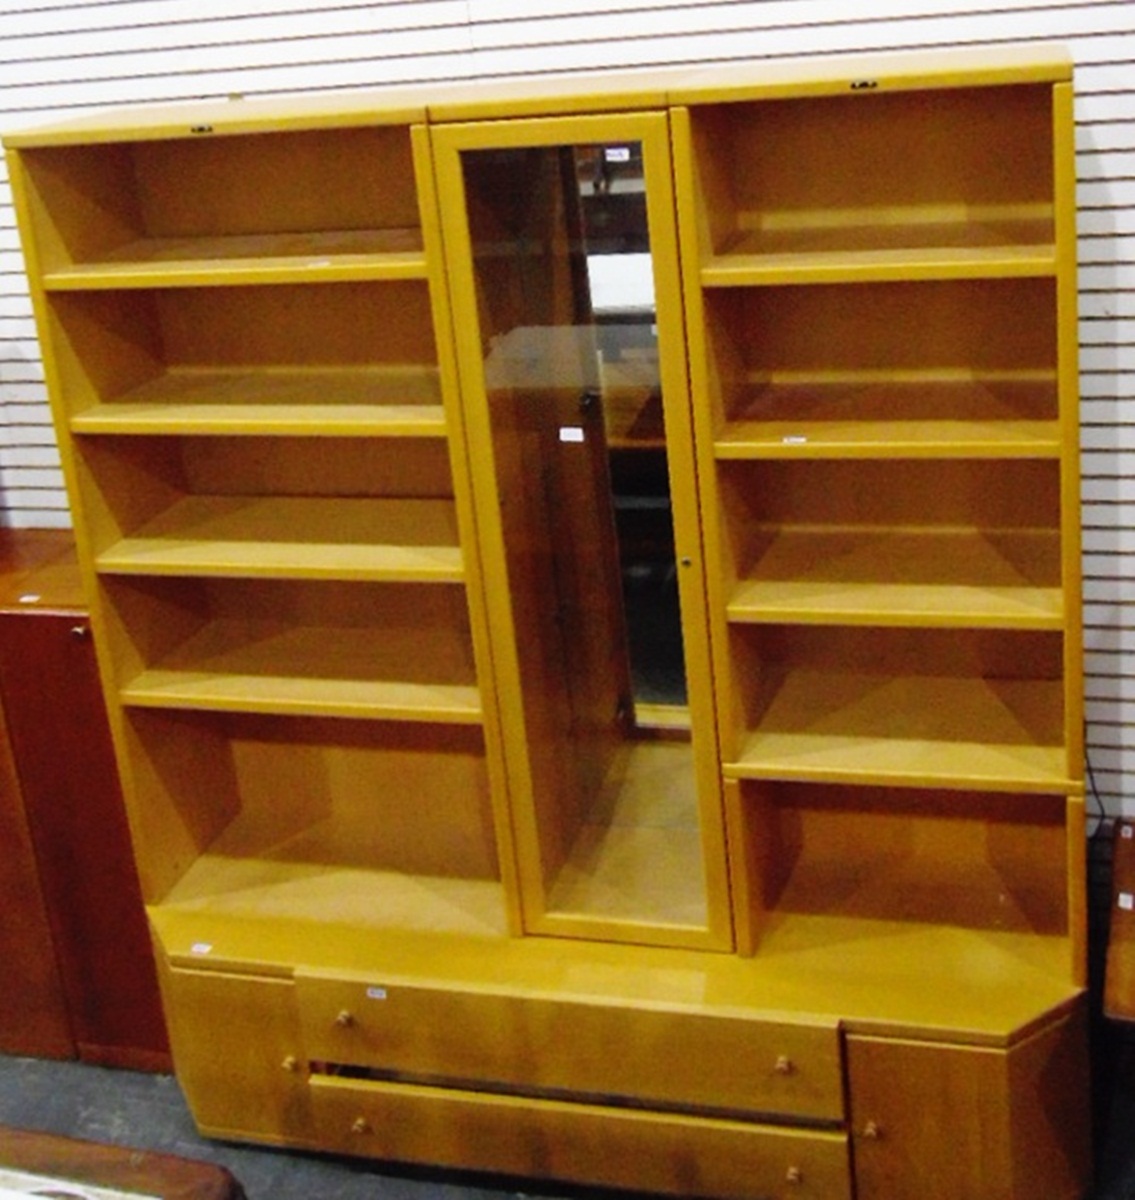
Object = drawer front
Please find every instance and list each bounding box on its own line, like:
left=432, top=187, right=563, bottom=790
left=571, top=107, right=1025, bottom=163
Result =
left=311, top=1073, right=851, bottom=1200
left=297, top=972, right=844, bottom=1120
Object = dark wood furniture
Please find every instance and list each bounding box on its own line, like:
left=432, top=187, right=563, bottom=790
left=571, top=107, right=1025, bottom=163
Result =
left=0, top=529, right=168, bottom=1068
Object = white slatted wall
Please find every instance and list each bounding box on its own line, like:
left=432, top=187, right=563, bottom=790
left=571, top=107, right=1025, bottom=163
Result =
left=1, top=0, right=1132, bottom=814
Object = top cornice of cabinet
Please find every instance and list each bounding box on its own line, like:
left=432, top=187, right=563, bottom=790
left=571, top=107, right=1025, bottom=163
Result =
left=3, top=43, right=1072, bottom=148
left=669, top=42, right=1072, bottom=105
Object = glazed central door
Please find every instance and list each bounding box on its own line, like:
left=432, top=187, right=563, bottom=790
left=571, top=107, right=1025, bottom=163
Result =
left=433, top=112, right=731, bottom=950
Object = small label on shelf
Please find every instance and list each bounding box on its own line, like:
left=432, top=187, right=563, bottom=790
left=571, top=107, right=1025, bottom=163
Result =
left=559, top=426, right=586, bottom=443
left=190, top=942, right=213, bottom=955
left=17, top=594, right=40, bottom=604
left=1120, top=893, right=1135, bottom=912
left=782, top=435, right=808, bottom=445
left=366, top=986, right=388, bottom=1001
left=605, top=147, right=632, bottom=163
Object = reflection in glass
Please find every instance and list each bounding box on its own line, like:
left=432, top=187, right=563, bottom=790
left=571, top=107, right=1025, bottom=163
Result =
left=462, top=142, right=708, bottom=931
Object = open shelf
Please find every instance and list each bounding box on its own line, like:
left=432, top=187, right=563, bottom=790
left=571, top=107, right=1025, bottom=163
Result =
left=712, top=374, right=1059, bottom=459
left=725, top=625, right=1068, bottom=792
left=701, top=218, right=1054, bottom=285
left=124, top=707, right=505, bottom=935
left=741, top=781, right=1069, bottom=928
left=70, top=366, right=447, bottom=437
left=681, top=83, right=1055, bottom=277
left=727, top=526, right=1062, bottom=628
left=42, top=228, right=426, bottom=289
left=104, top=576, right=481, bottom=723
left=95, top=496, right=464, bottom=582
left=699, top=279, right=1058, bottom=455
left=716, top=458, right=1062, bottom=629
left=48, top=283, right=442, bottom=429
left=17, top=125, right=425, bottom=281
left=73, top=434, right=456, bottom=563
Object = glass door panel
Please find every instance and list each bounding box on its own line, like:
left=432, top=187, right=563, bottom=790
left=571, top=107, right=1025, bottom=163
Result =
left=433, top=114, right=730, bottom=950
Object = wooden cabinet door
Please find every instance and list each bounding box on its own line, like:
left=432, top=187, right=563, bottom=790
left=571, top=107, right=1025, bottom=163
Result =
left=0, top=608, right=168, bottom=1067
left=847, top=1014, right=1090, bottom=1200
left=0, top=697, right=73, bottom=1057
left=160, top=965, right=309, bottom=1143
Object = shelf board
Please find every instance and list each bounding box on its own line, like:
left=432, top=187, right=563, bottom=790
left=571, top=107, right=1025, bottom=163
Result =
left=726, top=670, right=1070, bottom=792
left=43, top=227, right=427, bottom=289
left=120, top=622, right=482, bottom=722
left=158, top=860, right=509, bottom=943
left=713, top=375, right=1060, bottom=459
left=71, top=365, right=447, bottom=437
left=702, top=220, right=1056, bottom=286
left=97, top=496, right=464, bottom=582
left=727, top=527, right=1063, bottom=628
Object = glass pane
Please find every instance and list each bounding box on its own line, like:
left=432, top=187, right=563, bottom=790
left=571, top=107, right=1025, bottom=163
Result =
left=462, top=141, right=708, bottom=930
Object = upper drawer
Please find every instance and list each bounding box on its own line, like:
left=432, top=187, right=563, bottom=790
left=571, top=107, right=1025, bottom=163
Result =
left=296, top=971, right=843, bottom=1122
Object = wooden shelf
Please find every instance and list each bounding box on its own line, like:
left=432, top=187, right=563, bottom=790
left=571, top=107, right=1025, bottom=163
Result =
left=157, top=815, right=508, bottom=941
left=701, top=219, right=1056, bottom=286
left=749, top=786, right=1068, bottom=936
left=120, top=623, right=482, bottom=723
left=43, top=228, right=427, bottom=290
left=713, top=375, right=1059, bottom=459
left=726, top=670, right=1069, bottom=791
left=97, top=496, right=464, bottom=582
left=727, top=527, right=1062, bottom=628
left=71, top=365, right=447, bottom=437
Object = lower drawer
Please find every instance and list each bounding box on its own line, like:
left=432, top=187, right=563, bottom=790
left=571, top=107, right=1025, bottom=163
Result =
left=297, top=971, right=843, bottom=1120
left=310, top=1073, right=852, bottom=1200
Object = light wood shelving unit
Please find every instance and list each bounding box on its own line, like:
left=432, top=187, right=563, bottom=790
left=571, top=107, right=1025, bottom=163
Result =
left=5, top=44, right=1090, bottom=1200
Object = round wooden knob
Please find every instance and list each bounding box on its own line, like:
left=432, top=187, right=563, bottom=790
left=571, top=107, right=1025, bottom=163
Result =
left=775, top=1055, right=795, bottom=1075
left=335, top=1009, right=354, bottom=1028
left=351, top=1117, right=369, bottom=1135
left=786, top=1166, right=803, bottom=1185
left=70, top=624, right=89, bottom=639
left=862, top=1120, right=883, bottom=1140
left=281, top=1055, right=299, bottom=1073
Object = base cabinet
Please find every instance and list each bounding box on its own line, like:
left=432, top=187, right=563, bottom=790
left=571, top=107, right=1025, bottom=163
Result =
left=161, top=957, right=1088, bottom=1200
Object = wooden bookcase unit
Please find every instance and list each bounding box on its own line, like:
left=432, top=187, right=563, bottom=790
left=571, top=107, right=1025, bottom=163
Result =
left=5, top=46, right=1089, bottom=1200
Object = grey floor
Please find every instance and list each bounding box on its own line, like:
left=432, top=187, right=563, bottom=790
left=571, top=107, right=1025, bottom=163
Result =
left=0, top=1051, right=564, bottom=1200
left=1, top=824, right=1134, bottom=1200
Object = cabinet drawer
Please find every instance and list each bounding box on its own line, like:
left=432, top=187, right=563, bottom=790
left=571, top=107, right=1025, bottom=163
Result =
left=297, top=971, right=843, bottom=1120
left=311, top=1073, right=851, bottom=1200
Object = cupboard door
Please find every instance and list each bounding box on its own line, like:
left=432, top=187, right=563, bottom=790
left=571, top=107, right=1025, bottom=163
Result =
left=159, top=963, right=309, bottom=1144
left=432, top=111, right=731, bottom=951
left=0, top=699, right=73, bottom=1058
left=847, top=1014, right=1090, bottom=1200
left=0, top=609, right=167, bottom=1067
